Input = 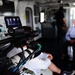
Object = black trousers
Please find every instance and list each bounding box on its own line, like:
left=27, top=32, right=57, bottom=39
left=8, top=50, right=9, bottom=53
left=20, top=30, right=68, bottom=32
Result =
left=57, top=29, right=66, bottom=42
left=62, top=40, right=75, bottom=69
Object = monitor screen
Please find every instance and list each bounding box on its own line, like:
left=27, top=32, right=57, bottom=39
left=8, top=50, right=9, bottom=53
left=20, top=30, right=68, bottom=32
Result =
left=4, top=16, right=22, bottom=28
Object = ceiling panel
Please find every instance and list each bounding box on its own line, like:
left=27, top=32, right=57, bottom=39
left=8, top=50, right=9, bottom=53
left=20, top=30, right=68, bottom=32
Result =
left=21, top=0, right=75, bottom=3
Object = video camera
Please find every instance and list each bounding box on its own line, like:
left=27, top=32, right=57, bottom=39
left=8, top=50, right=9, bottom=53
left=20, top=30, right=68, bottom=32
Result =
left=4, top=16, right=40, bottom=47
left=0, top=16, right=41, bottom=75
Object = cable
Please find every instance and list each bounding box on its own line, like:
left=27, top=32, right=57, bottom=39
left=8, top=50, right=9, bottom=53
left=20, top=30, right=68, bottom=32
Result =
left=13, top=43, right=42, bottom=72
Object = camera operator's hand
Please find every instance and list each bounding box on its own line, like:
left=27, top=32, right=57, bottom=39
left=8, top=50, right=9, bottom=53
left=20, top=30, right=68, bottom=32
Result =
left=69, top=40, right=75, bottom=44
left=47, top=54, right=53, bottom=60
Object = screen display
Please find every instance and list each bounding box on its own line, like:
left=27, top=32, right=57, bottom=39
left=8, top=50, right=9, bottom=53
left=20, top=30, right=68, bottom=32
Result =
left=5, top=16, right=22, bottom=28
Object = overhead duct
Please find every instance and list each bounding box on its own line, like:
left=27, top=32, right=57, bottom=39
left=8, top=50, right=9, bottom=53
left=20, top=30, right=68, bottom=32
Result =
left=0, top=0, right=15, bottom=13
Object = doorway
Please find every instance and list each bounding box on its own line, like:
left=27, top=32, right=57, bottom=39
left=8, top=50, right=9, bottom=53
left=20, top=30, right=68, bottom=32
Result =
left=25, top=7, right=33, bottom=28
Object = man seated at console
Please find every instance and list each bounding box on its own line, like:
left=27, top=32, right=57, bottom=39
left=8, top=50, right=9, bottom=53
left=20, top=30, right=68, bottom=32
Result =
left=62, top=20, right=75, bottom=69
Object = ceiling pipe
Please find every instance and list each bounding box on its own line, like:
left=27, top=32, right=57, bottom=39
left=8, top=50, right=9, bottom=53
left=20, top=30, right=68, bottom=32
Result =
left=39, top=2, right=70, bottom=7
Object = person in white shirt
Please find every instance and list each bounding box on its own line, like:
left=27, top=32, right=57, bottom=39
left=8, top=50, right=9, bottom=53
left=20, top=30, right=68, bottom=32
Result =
left=62, top=20, right=75, bottom=69
left=24, top=52, right=61, bottom=75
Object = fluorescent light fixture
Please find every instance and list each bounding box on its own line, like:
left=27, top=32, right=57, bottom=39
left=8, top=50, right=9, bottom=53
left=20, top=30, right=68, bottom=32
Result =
left=3, top=12, right=13, bottom=16
left=40, top=12, right=45, bottom=23
left=61, top=0, right=63, bottom=3
left=73, top=3, right=75, bottom=5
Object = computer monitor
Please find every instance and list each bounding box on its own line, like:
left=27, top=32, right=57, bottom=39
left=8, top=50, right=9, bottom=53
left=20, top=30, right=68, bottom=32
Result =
left=4, top=16, right=22, bottom=28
